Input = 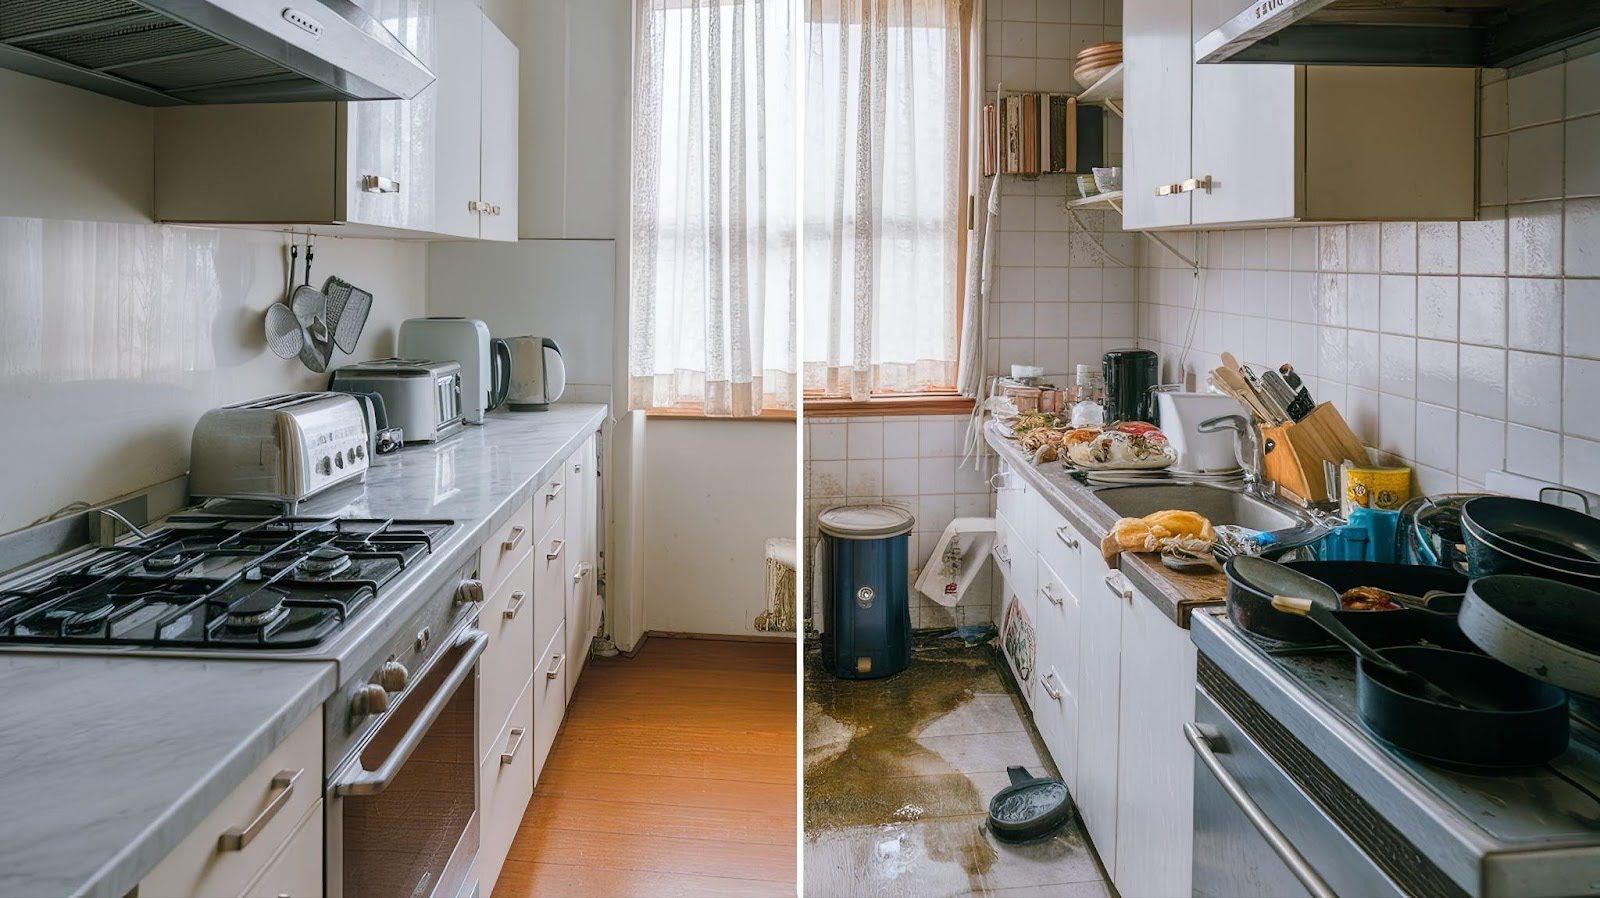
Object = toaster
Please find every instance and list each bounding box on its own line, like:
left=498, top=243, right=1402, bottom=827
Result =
left=189, top=392, right=370, bottom=508
left=328, top=358, right=465, bottom=444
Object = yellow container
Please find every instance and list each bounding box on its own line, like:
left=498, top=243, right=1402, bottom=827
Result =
left=1342, top=465, right=1412, bottom=516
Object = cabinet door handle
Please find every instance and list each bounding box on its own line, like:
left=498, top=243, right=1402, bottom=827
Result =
left=547, top=481, right=565, bottom=501
left=500, top=727, right=527, bottom=765
left=1185, top=723, right=1337, bottom=898
left=502, top=525, right=527, bottom=552
left=546, top=539, right=566, bottom=561
left=1104, top=572, right=1133, bottom=601
left=503, top=590, right=528, bottom=620
left=546, top=652, right=566, bottom=679
left=574, top=462, right=583, bottom=473
left=989, top=471, right=1019, bottom=491
left=1042, top=582, right=1065, bottom=606
left=360, top=174, right=400, bottom=194
left=219, top=768, right=304, bottom=851
left=1179, top=175, right=1212, bottom=194
left=1156, top=182, right=1179, bottom=196
left=572, top=561, right=592, bottom=583
left=994, top=544, right=1011, bottom=566
left=1041, top=672, right=1063, bottom=701
left=1055, top=526, right=1080, bottom=550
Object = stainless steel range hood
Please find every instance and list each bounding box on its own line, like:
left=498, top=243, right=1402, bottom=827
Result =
left=1197, top=0, right=1600, bottom=69
left=0, top=0, right=434, bottom=106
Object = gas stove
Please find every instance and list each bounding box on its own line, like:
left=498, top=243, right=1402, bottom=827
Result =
left=0, top=514, right=453, bottom=651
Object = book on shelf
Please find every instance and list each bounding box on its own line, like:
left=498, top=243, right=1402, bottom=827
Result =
left=985, top=90, right=1105, bottom=177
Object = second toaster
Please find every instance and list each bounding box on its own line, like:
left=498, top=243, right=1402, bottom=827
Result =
left=328, top=358, right=464, bottom=444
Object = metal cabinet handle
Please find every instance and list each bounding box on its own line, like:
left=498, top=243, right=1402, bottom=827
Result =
left=1041, top=672, right=1063, bottom=701
left=1042, top=582, right=1065, bottom=606
left=1184, top=723, right=1337, bottom=898
left=546, top=539, right=566, bottom=561
left=336, top=630, right=488, bottom=796
left=546, top=481, right=565, bottom=501
left=360, top=174, right=400, bottom=194
left=219, top=768, right=304, bottom=851
left=989, top=471, right=1019, bottom=491
left=572, top=561, right=592, bottom=583
left=502, top=525, right=527, bottom=552
left=1104, top=572, right=1133, bottom=601
left=503, top=590, right=528, bottom=620
left=994, top=544, right=1011, bottom=566
left=1180, top=175, right=1213, bottom=194
left=468, top=199, right=481, bottom=212
left=1055, top=526, right=1080, bottom=550
left=573, top=461, right=583, bottom=473
left=500, top=727, right=527, bottom=766
left=1156, top=182, right=1179, bottom=196
left=546, top=653, right=566, bottom=679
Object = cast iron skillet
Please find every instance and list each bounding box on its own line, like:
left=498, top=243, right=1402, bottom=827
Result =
left=1223, top=559, right=1469, bottom=647
left=987, top=766, right=1073, bottom=842
left=1462, top=496, right=1600, bottom=587
left=1459, top=574, right=1600, bottom=698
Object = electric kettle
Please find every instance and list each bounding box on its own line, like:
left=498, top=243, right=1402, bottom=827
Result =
left=505, top=336, right=566, bottom=410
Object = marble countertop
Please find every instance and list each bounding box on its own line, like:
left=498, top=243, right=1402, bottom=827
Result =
left=983, top=423, right=1228, bottom=628
left=0, top=403, right=609, bottom=898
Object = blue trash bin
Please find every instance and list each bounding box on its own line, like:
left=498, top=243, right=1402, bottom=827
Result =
left=819, top=504, right=915, bottom=679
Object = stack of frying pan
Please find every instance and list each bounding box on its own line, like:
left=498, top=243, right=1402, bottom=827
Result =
left=1225, top=496, right=1600, bottom=769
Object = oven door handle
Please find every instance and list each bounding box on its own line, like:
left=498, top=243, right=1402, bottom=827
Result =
left=1184, top=723, right=1337, bottom=898
left=335, top=628, right=488, bottom=797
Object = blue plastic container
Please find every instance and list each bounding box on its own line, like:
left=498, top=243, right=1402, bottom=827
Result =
left=818, top=505, right=915, bottom=679
left=1314, top=508, right=1400, bottom=563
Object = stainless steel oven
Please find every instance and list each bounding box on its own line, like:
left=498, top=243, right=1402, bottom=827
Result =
left=328, top=622, right=487, bottom=898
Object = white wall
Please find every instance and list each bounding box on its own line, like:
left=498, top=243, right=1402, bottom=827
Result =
left=642, top=419, right=797, bottom=636
left=1138, top=49, right=1600, bottom=496
left=0, top=71, right=427, bottom=534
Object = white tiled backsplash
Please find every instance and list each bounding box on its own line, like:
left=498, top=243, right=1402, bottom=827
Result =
left=0, top=219, right=427, bottom=532
left=1139, top=49, right=1600, bottom=497
left=804, top=415, right=995, bottom=628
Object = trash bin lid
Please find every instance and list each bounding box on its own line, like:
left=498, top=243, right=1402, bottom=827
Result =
left=818, top=504, right=915, bottom=539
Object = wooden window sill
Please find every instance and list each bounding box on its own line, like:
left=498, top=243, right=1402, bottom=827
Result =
left=803, top=395, right=975, bottom=418
left=643, top=407, right=796, bottom=421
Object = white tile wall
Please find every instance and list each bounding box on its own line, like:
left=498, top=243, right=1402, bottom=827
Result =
left=804, top=415, right=995, bottom=628
left=1137, top=48, right=1600, bottom=496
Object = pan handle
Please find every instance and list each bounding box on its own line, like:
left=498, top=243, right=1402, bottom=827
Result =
left=1185, top=723, right=1337, bottom=898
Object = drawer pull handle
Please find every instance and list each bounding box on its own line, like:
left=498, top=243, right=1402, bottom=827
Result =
left=574, top=462, right=583, bottom=473
left=546, top=481, right=565, bottom=501
left=1055, top=526, right=1079, bottom=550
left=1043, top=583, right=1065, bottom=606
left=573, top=561, right=592, bottom=583
left=500, top=727, right=527, bottom=765
left=546, top=539, right=566, bottom=561
left=360, top=174, right=400, bottom=194
left=547, top=653, right=567, bottom=679
left=1041, top=672, right=1063, bottom=702
left=994, top=544, right=1010, bottom=566
left=1104, top=572, right=1133, bottom=601
left=503, top=590, right=528, bottom=620
left=502, top=525, right=527, bottom=552
left=219, top=767, right=304, bottom=851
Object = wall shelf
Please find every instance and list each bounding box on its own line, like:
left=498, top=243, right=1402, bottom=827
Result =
left=1067, top=189, right=1122, bottom=211
left=1075, top=64, right=1123, bottom=117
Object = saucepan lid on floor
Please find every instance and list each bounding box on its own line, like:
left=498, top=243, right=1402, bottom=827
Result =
left=987, top=765, right=1073, bottom=842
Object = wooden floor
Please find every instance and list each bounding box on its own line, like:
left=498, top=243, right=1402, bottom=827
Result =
left=493, top=638, right=797, bottom=898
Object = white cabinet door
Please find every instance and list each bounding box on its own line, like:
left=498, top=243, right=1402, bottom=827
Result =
left=1189, top=0, right=1299, bottom=226
left=1122, top=0, right=1192, bottom=230
left=434, top=0, right=484, bottom=238
left=479, top=14, right=521, bottom=241
left=345, top=0, right=438, bottom=231
left=1113, top=585, right=1198, bottom=898
left=1035, top=555, right=1081, bottom=789
left=1075, top=556, right=1125, bottom=874
left=564, top=438, right=597, bottom=699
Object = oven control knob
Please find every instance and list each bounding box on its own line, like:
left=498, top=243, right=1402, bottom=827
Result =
left=455, top=578, right=485, bottom=605
left=317, top=456, right=332, bottom=475
left=353, top=683, right=389, bottom=716
left=378, top=660, right=409, bottom=693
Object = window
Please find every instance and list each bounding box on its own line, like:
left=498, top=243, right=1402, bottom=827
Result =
left=801, top=0, right=973, bottom=405
left=628, top=0, right=800, bottom=417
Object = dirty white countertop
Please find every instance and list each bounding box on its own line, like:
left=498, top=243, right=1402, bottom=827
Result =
left=0, top=403, right=608, bottom=898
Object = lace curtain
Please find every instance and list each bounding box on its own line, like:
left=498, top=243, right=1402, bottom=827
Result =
left=629, top=0, right=799, bottom=416
left=801, top=0, right=971, bottom=400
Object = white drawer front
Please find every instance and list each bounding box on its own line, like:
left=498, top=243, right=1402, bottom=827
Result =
left=1034, top=499, right=1087, bottom=591
left=1036, top=663, right=1079, bottom=790
left=994, top=463, right=1031, bottom=550
left=481, top=497, right=534, bottom=596
left=239, top=800, right=324, bottom=898
left=140, top=711, right=322, bottom=898
left=996, top=511, right=1037, bottom=626
left=479, top=550, right=535, bottom=766
left=533, top=523, right=568, bottom=665
left=533, top=622, right=569, bottom=784
left=534, top=464, right=568, bottom=543
left=478, top=673, right=535, bottom=896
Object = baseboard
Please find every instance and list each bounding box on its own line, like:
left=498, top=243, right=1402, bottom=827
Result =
left=644, top=629, right=798, bottom=644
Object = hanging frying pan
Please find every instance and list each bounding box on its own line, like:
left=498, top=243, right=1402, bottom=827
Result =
left=1459, top=575, right=1600, bottom=698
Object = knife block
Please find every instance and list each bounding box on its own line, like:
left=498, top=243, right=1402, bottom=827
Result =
left=1260, top=403, right=1370, bottom=505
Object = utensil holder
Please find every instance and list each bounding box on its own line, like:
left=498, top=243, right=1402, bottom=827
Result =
left=1260, top=403, right=1369, bottom=504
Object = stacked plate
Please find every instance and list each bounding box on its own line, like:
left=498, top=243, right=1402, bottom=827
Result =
left=1074, top=41, right=1122, bottom=89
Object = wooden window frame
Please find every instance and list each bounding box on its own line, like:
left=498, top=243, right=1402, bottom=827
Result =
left=644, top=406, right=797, bottom=421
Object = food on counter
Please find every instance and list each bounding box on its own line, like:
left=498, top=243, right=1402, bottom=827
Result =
left=1339, top=586, right=1402, bottom=612
left=1101, top=509, right=1217, bottom=563
left=1064, top=422, right=1177, bottom=470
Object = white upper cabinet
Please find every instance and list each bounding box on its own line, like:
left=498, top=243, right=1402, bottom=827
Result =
left=154, top=0, right=517, bottom=241
left=1123, top=0, right=1477, bottom=229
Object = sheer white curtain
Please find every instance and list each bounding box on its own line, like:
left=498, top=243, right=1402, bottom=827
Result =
left=802, top=0, right=969, bottom=400
left=629, top=0, right=799, bottom=416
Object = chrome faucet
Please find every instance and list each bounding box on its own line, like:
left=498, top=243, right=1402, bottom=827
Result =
left=94, top=508, right=150, bottom=547
left=1199, top=414, right=1272, bottom=500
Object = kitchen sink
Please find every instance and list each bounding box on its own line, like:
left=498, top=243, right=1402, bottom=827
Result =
left=1090, top=484, right=1306, bottom=532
